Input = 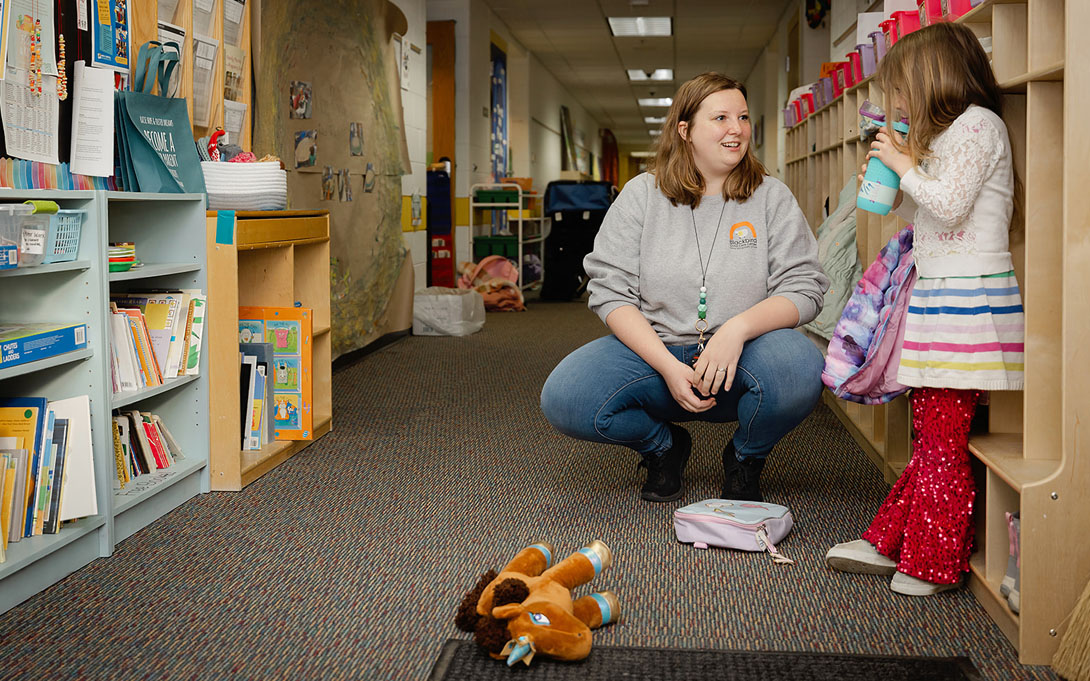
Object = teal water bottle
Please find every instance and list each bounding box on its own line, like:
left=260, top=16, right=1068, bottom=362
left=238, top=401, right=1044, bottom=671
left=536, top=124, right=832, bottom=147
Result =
left=857, top=120, right=910, bottom=215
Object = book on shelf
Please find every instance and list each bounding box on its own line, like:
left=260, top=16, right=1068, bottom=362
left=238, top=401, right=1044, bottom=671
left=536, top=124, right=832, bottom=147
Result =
left=111, top=418, right=130, bottom=488
left=110, top=292, right=186, bottom=378
left=240, top=342, right=275, bottom=448
left=41, top=417, right=69, bottom=535
left=3, top=450, right=27, bottom=544
left=0, top=397, right=48, bottom=538
left=0, top=323, right=89, bottom=370
left=1, top=451, right=21, bottom=550
left=184, top=294, right=207, bottom=376
left=238, top=307, right=313, bottom=441
left=51, top=396, right=97, bottom=523
left=27, top=410, right=56, bottom=536
left=151, top=415, right=185, bottom=462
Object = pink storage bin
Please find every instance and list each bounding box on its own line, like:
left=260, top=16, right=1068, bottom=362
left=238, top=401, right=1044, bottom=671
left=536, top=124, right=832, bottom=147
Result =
left=879, top=19, right=898, bottom=51
left=830, top=63, right=847, bottom=98
left=893, top=10, right=921, bottom=40
left=792, top=99, right=803, bottom=124
left=871, top=30, right=888, bottom=62
left=801, top=92, right=815, bottom=117
left=857, top=43, right=877, bottom=77
left=918, top=0, right=943, bottom=26
left=846, top=51, right=863, bottom=85
left=944, top=0, right=974, bottom=18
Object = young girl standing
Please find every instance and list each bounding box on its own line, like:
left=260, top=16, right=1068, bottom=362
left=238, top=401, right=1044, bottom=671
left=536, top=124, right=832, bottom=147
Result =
left=826, top=22, right=1024, bottom=596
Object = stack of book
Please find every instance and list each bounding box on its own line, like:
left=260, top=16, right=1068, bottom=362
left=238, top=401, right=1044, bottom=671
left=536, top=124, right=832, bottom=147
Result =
left=0, top=396, right=98, bottom=562
left=239, top=342, right=275, bottom=451
left=108, top=290, right=207, bottom=393
left=112, top=410, right=186, bottom=485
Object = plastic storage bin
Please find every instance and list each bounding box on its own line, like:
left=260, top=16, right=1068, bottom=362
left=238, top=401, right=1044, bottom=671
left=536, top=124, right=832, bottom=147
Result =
left=893, top=10, right=921, bottom=40
left=42, top=210, right=84, bottom=264
left=918, top=0, right=943, bottom=26
left=944, top=0, right=974, bottom=19
left=880, top=18, right=898, bottom=50
left=847, top=49, right=864, bottom=84
left=473, top=235, right=517, bottom=261
left=474, top=189, right=518, bottom=204
left=0, top=204, right=33, bottom=268
left=871, top=30, right=888, bottom=62
left=858, top=43, right=877, bottom=77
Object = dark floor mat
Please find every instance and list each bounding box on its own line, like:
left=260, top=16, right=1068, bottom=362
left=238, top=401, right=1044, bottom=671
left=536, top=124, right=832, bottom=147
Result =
left=428, top=638, right=982, bottom=681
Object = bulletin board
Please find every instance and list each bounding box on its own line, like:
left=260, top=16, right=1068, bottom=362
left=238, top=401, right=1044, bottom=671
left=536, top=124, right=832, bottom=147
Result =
left=252, top=0, right=410, bottom=360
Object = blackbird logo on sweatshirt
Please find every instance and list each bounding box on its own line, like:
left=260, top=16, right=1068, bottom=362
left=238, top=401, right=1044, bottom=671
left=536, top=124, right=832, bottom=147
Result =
left=729, top=222, right=757, bottom=249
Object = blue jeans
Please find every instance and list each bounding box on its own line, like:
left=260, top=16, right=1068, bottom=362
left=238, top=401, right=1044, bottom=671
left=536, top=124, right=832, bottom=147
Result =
left=540, top=329, right=824, bottom=459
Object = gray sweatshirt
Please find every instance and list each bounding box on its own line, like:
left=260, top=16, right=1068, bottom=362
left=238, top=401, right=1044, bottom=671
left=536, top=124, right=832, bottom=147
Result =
left=584, top=172, right=829, bottom=346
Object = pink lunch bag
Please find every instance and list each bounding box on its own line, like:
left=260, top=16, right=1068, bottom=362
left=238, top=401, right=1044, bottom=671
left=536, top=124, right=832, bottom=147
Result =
left=674, top=499, right=795, bottom=565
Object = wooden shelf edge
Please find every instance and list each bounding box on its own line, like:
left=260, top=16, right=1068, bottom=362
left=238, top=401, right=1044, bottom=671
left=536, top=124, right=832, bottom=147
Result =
left=1000, top=61, right=1065, bottom=91
left=238, top=417, right=332, bottom=488
left=236, top=237, right=330, bottom=251
left=968, top=554, right=1020, bottom=650
left=967, top=433, right=1059, bottom=492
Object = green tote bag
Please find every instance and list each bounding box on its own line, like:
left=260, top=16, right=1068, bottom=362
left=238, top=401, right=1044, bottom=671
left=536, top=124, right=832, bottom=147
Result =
left=115, top=42, right=206, bottom=194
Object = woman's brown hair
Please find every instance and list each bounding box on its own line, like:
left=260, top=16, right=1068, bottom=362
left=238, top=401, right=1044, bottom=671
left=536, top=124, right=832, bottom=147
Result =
left=876, top=22, right=1002, bottom=167
left=650, top=72, right=767, bottom=207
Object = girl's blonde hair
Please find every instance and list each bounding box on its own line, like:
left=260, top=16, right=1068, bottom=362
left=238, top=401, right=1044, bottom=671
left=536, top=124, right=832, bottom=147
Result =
left=650, top=72, right=767, bottom=207
left=876, top=22, right=1001, bottom=166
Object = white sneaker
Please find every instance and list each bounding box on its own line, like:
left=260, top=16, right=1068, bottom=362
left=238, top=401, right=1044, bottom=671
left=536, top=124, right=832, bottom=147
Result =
left=890, top=571, right=962, bottom=596
left=825, top=540, right=897, bottom=576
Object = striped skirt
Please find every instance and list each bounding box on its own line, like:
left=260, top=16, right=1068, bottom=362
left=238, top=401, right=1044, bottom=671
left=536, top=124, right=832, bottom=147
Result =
left=897, top=271, right=1025, bottom=391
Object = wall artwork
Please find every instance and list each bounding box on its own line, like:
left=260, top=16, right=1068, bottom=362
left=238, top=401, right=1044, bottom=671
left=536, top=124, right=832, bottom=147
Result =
left=321, top=166, right=336, bottom=200
left=294, top=130, right=317, bottom=168
left=349, top=122, right=364, bottom=156
left=338, top=169, right=352, bottom=202
left=289, top=80, right=313, bottom=119
left=364, top=162, right=376, bottom=192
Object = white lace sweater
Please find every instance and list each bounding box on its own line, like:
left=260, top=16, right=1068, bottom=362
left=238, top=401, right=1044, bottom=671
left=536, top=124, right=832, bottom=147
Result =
left=893, top=105, right=1015, bottom=279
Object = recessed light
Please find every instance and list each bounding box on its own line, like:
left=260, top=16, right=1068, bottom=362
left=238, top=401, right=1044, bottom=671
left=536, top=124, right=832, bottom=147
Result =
left=608, top=17, right=672, bottom=37
left=645, top=116, right=666, bottom=124
left=638, top=98, right=672, bottom=107
left=627, top=69, right=673, bottom=82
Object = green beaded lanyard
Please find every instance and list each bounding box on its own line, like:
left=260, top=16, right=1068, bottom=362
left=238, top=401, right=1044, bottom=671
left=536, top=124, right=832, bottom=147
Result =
left=691, top=200, right=728, bottom=361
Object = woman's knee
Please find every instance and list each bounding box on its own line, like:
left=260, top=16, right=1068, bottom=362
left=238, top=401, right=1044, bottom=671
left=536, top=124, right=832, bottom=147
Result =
left=739, top=329, right=825, bottom=409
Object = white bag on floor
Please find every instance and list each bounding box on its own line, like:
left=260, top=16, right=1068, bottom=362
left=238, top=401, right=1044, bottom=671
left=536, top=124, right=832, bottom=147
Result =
left=412, top=287, right=485, bottom=336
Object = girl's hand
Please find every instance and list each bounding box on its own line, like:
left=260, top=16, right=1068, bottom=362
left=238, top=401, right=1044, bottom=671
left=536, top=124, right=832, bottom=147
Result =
left=691, top=322, right=746, bottom=397
left=663, top=359, right=716, bottom=412
left=866, top=126, right=913, bottom=178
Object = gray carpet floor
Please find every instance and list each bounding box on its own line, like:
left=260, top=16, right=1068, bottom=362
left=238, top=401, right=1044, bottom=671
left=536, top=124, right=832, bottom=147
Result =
left=0, top=301, right=1058, bottom=680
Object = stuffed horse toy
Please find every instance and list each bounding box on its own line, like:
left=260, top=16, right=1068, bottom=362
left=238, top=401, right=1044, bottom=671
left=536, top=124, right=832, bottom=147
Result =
left=455, top=541, right=619, bottom=666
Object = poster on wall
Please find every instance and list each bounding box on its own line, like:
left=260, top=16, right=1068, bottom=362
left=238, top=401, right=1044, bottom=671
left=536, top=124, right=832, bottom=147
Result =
left=289, top=80, right=312, bottom=119
left=90, top=0, right=131, bottom=72
left=349, top=122, right=363, bottom=156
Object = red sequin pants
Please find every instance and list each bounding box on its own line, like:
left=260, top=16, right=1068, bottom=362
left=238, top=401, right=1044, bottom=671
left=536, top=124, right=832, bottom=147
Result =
left=862, top=387, right=980, bottom=584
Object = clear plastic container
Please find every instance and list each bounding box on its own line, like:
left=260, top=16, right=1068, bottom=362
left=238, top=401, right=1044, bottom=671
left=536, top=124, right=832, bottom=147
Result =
left=0, top=204, right=36, bottom=267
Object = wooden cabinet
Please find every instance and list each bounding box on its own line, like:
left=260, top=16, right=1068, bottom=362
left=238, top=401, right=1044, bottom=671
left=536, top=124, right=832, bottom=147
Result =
left=786, top=0, right=1084, bottom=664
left=205, top=210, right=332, bottom=491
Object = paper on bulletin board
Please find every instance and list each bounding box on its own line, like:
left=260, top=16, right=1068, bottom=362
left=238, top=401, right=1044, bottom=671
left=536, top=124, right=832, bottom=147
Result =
left=5, top=0, right=57, bottom=75
left=69, top=62, right=114, bottom=177
left=0, top=0, right=11, bottom=78
left=90, top=0, right=131, bottom=73
left=223, top=0, right=245, bottom=47
left=223, top=99, right=246, bottom=144
left=223, top=44, right=245, bottom=101
left=0, top=65, right=59, bottom=163
left=192, top=34, right=219, bottom=127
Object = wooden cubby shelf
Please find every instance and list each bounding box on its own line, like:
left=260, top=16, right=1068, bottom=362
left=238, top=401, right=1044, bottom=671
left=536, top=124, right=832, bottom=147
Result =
left=206, top=210, right=333, bottom=491
left=786, top=0, right=1085, bottom=664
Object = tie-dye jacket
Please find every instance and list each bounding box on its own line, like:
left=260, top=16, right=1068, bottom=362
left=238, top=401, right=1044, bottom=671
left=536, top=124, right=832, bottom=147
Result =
left=821, top=225, right=916, bottom=405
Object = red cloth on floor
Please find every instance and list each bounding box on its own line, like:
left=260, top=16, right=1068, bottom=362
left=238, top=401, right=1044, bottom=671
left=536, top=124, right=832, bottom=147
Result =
left=862, top=387, right=980, bottom=584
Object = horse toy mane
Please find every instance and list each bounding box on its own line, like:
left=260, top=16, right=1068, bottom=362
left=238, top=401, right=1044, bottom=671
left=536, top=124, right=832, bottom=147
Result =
left=455, top=541, right=619, bottom=666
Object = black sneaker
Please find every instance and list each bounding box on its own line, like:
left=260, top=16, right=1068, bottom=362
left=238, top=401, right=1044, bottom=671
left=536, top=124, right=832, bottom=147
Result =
left=721, top=441, right=766, bottom=502
left=639, top=424, right=691, bottom=502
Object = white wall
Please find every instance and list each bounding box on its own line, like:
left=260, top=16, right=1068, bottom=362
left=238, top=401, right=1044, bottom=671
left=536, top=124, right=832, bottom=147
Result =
left=527, top=55, right=602, bottom=190
left=391, top=0, right=431, bottom=289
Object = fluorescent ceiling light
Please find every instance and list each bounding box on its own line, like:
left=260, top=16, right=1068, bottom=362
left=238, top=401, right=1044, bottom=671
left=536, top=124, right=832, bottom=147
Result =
left=608, top=17, right=672, bottom=37
left=645, top=116, right=666, bottom=124
left=631, top=151, right=655, bottom=158
left=638, top=98, right=672, bottom=107
left=627, top=69, right=674, bottom=81
left=649, top=130, right=661, bottom=136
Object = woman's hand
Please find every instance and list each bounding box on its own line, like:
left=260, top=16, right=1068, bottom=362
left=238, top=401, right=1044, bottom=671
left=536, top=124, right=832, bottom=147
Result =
left=866, top=126, right=913, bottom=178
left=662, top=359, right=716, bottom=413
left=691, top=321, right=747, bottom=397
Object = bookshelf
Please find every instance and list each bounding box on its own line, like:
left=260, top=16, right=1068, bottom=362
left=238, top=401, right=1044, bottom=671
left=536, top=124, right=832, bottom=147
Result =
left=205, top=210, right=332, bottom=491
left=785, top=0, right=1085, bottom=664
left=0, top=190, right=210, bottom=613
